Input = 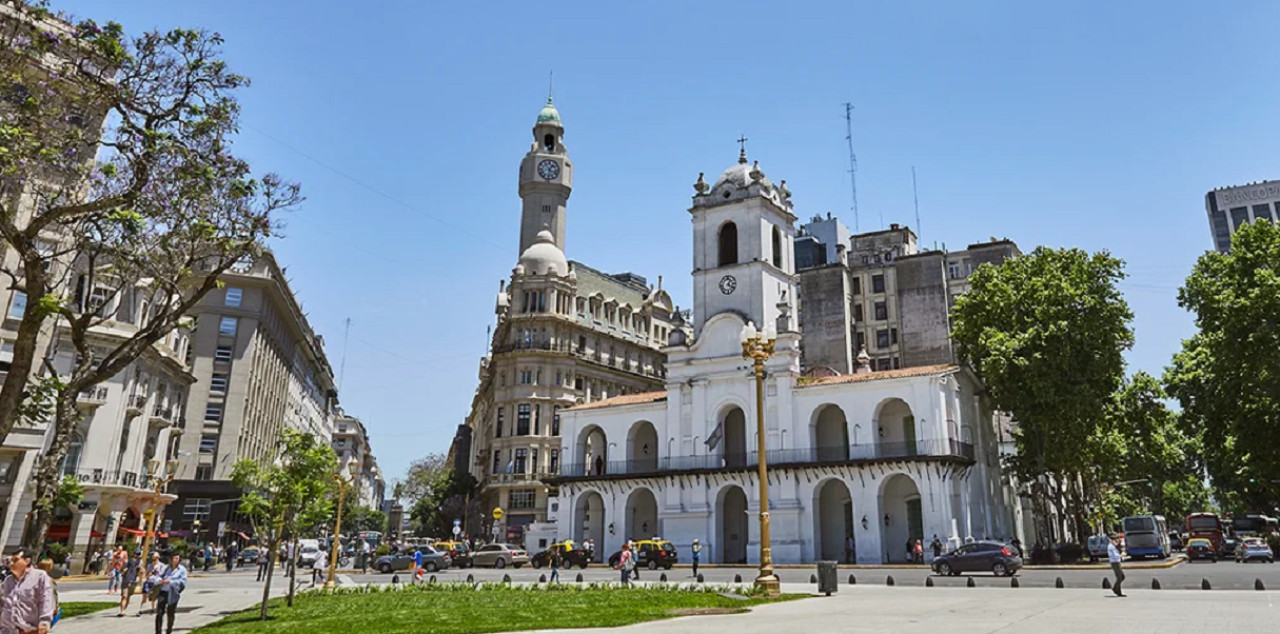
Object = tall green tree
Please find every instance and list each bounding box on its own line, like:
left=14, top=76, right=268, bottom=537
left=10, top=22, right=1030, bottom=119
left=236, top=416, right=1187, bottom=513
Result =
left=231, top=430, right=336, bottom=620
left=1167, top=219, right=1280, bottom=511
left=951, top=246, right=1134, bottom=542
left=408, top=471, right=480, bottom=539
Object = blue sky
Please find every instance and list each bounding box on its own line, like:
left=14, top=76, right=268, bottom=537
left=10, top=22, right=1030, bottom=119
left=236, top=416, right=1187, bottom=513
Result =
left=55, top=1, right=1280, bottom=486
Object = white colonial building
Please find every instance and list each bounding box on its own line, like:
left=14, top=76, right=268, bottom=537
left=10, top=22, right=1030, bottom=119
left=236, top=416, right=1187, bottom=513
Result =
left=550, top=152, right=1019, bottom=565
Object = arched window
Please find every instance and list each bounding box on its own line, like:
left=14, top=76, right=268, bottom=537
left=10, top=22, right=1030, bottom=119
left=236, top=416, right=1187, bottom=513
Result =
left=718, top=222, right=738, bottom=267
left=771, top=225, right=783, bottom=268
left=543, top=134, right=555, bottom=151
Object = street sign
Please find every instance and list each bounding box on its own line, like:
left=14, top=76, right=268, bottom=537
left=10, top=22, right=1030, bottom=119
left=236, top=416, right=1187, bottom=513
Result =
left=452, top=525, right=461, bottom=536
left=492, top=507, right=504, bottom=521
left=217, top=521, right=226, bottom=538
left=490, top=525, right=500, bottom=537
left=453, top=518, right=461, bottom=527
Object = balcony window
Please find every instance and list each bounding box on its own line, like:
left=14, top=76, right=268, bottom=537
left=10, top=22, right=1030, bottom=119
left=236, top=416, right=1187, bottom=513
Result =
left=872, top=274, right=885, bottom=294
left=495, top=407, right=504, bottom=438
left=214, top=346, right=233, bottom=363
left=876, top=329, right=890, bottom=349
left=199, top=435, right=218, bottom=454
left=552, top=406, right=561, bottom=436
left=195, top=464, right=213, bottom=480
left=874, top=301, right=887, bottom=321
left=492, top=450, right=501, bottom=475
left=514, top=448, right=527, bottom=474
left=510, top=488, right=536, bottom=509
left=204, top=404, right=222, bottom=422
left=8, top=291, right=26, bottom=320
left=549, top=449, right=559, bottom=473
left=516, top=404, right=530, bottom=436
left=225, top=287, right=243, bottom=307
left=210, top=373, right=229, bottom=393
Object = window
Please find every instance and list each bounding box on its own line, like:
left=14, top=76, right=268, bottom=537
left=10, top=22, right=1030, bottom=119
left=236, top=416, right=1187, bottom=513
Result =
left=853, top=304, right=863, bottom=322
left=8, top=291, right=26, bottom=320
left=204, top=404, right=222, bottom=422
left=891, top=328, right=898, bottom=344
left=552, top=406, right=561, bottom=436
left=519, top=370, right=532, bottom=385
left=214, top=346, right=233, bottom=362
left=225, top=287, right=243, bottom=307
left=492, top=450, right=501, bottom=474
left=771, top=225, right=783, bottom=268
left=892, top=356, right=901, bottom=369
left=876, top=329, right=890, bottom=349
left=948, top=262, right=962, bottom=279
left=872, top=274, right=885, bottom=294
left=856, top=331, right=866, bottom=350
left=531, top=448, right=539, bottom=473
left=717, top=222, right=738, bottom=266
left=199, top=434, right=218, bottom=454
left=541, top=204, right=551, bottom=215
left=195, top=464, right=214, bottom=480
left=555, top=371, right=562, bottom=386
left=0, top=341, right=12, bottom=372
left=210, top=373, right=229, bottom=393
left=876, top=358, right=892, bottom=371
left=533, top=405, right=541, bottom=435
left=550, top=449, right=559, bottom=473
left=852, top=276, right=861, bottom=295
left=514, top=448, right=528, bottom=474
left=1231, top=206, right=1250, bottom=230
left=516, top=404, right=531, bottom=435
left=1254, top=204, right=1274, bottom=222
left=218, top=316, right=238, bottom=336
left=0, top=456, right=16, bottom=485
left=874, top=301, right=887, bottom=321
left=495, top=407, right=504, bottom=438
left=182, top=498, right=212, bottom=522
left=510, top=488, right=536, bottom=510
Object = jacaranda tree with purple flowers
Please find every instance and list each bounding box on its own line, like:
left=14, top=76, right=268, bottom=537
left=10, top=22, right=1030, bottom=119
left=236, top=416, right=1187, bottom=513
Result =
left=0, top=0, right=301, bottom=553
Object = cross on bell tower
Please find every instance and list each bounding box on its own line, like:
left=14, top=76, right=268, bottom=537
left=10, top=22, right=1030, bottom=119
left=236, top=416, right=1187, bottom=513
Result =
left=737, top=135, right=749, bottom=164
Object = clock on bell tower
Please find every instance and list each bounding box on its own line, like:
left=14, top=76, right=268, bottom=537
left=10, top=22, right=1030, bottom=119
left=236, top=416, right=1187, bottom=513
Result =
left=518, top=97, right=573, bottom=258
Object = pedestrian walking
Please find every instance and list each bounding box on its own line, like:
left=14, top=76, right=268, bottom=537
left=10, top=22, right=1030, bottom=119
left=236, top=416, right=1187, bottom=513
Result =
left=904, top=539, right=914, bottom=564
left=548, top=549, right=560, bottom=584
left=914, top=539, right=924, bottom=564
left=410, top=547, right=422, bottom=582
left=311, top=550, right=327, bottom=586
left=117, top=550, right=142, bottom=617
left=615, top=542, right=635, bottom=585
left=691, top=539, right=702, bottom=577
left=140, top=552, right=163, bottom=615
left=1010, top=537, right=1024, bottom=558
left=360, top=540, right=371, bottom=574
left=226, top=544, right=237, bottom=572
left=1108, top=533, right=1125, bottom=597
left=108, top=545, right=126, bottom=594
left=844, top=534, right=855, bottom=564
left=202, top=546, right=212, bottom=572
left=256, top=547, right=269, bottom=582
left=0, top=549, right=56, bottom=634
left=930, top=535, right=943, bottom=563
left=150, top=554, right=188, bottom=634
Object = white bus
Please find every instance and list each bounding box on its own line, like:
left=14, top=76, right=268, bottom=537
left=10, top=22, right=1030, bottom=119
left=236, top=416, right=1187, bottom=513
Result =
left=1122, top=515, right=1170, bottom=559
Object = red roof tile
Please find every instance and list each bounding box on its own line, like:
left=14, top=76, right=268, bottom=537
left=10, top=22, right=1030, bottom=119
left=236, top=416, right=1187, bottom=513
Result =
left=798, top=364, right=958, bottom=388
left=564, top=391, right=667, bottom=412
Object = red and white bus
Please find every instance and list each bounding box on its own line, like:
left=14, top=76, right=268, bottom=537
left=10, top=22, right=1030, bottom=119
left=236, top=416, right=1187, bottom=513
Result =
left=1186, top=512, right=1225, bottom=554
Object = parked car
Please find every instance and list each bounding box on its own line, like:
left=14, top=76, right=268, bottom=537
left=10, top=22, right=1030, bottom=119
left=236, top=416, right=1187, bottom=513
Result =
left=472, top=543, right=529, bottom=569
left=1086, top=534, right=1112, bottom=562
left=932, top=540, right=1023, bottom=577
left=1223, top=538, right=1240, bottom=558
left=608, top=539, right=679, bottom=571
left=373, top=545, right=451, bottom=574
left=531, top=541, right=592, bottom=569
left=432, top=541, right=473, bottom=568
left=1185, top=538, right=1217, bottom=562
left=237, top=547, right=262, bottom=565
left=297, top=539, right=322, bottom=568
left=1235, top=538, right=1275, bottom=563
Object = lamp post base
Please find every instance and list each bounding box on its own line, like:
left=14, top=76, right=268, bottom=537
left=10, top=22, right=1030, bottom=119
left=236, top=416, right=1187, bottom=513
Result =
left=753, top=573, right=781, bottom=597
left=323, top=579, right=337, bottom=590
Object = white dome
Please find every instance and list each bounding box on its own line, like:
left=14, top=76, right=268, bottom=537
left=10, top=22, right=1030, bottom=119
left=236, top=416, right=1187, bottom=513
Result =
left=518, top=230, right=568, bottom=276
left=713, top=159, right=772, bottom=190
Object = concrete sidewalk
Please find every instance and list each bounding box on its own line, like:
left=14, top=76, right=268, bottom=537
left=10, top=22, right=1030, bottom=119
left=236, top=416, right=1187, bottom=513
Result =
left=532, top=585, right=1280, bottom=634
left=54, top=576, right=309, bottom=634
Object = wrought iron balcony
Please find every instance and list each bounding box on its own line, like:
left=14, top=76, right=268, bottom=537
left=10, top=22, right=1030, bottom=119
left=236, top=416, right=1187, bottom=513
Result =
left=553, top=438, right=976, bottom=479
left=150, top=406, right=175, bottom=426
left=76, top=386, right=109, bottom=407
left=62, top=468, right=152, bottom=489
left=126, top=394, right=148, bottom=415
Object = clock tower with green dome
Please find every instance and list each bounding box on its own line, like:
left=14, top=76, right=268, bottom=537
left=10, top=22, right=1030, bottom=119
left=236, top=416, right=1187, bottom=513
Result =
left=518, top=96, right=573, bottom=257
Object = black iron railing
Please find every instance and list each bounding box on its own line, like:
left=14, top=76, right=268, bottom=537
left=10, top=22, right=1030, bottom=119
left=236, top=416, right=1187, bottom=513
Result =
left=555, top=438, right=975, bottom=478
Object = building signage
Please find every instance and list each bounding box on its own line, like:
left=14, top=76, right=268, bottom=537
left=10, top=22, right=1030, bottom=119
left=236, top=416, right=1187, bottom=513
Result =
left=1217, top=183, right=1280, bottom=205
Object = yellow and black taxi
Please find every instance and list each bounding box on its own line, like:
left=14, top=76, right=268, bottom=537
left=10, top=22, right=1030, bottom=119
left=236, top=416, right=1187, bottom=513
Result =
left=530, top=540, right=592, bottom=569
left=609, top=538, right=678, bottom=570
left=432, top=540, right=473, bottom=568
left=1185, top=538, right=1217, bottom=562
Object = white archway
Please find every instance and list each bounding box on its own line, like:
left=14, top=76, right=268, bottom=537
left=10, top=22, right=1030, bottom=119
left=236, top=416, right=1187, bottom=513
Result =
left=627, top=421, right=659, bottom=472
left=624, top=487, right=659, bottom=541
left=574, top=491, right=605, bottom=562
left=721, top=406, right=747, bottom=467
left=814, top=478, right=854, bottom=563
left=578, top=425, right=608, bottom=475
left=716, top=485, right=749, bottom=564
left=878, top=473, right=923, bottom=563
left=875, top=398, right=916, bottom=457
left=812, top=404, right=849, bottom=461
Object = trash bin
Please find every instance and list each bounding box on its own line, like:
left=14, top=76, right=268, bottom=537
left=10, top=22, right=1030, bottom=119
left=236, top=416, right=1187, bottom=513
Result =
left=816, top=560, right=838, bottom=596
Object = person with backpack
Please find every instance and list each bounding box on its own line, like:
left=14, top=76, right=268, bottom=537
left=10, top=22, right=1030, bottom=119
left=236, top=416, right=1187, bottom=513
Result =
left=615, top=542, right=635, bottom=585
left=0, top=549, right=56, bottom=634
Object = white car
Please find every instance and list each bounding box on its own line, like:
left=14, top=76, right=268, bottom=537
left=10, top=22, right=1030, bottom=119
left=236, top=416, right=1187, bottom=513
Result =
left=296, top=539, right=322, bottom=567
left=1236, top=539, right=1274, bottom=563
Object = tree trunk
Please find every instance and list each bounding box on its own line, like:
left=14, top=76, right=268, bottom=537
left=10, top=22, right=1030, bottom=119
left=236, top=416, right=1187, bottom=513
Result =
left=20, top=390, right=80, bottom=555
left=0, top=261, right=49, bottom=449
left=287, top=536, right=298, bottom=607
left=259, top=525, right=281, bottom=621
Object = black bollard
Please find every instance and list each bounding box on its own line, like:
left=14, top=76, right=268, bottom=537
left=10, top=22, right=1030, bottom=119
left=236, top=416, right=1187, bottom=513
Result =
left=697, top=573, right=705, bottom=583
left=886, top=575, right=895, bottom=586
left=810, top=574, right=817, bottom=584
left=1102, top=577, right=1111, bottom=590
left=430, top=575, right=437, bottom=584
left=391, top=574, right=400, bottom=585
left=503, top=574, right=512, bottom=584
left=1055, top=577, right=1064, bottom=588
left=660, top=573, right=667, bottom=582
left=925, top=577, right=933, bottom=587
left=848, top=574, right=856, bottom=585
left=466, top=574, right=474, bottom=584
left=1202, top=578, right=1211, bottom=590
left=1256, top=579, right=1265, bottom=591
left=539, top=574, right=546, bottom=583
left=1151, top=578, right=1160, bottom=590
left=576, top=573, right=584, bottom=583
left=1010, top=576, right=1019, bottom=588
left=735, top=574, right=742, bottom=583
left=967, top=577, right=975, bottom=588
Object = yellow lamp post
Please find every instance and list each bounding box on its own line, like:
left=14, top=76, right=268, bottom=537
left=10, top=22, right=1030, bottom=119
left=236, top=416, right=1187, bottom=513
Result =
left=740, top=320, right=780, bottom=597
left=324, top=461, right=359, bottom=589
left=135, top=457, right=179, bottom=593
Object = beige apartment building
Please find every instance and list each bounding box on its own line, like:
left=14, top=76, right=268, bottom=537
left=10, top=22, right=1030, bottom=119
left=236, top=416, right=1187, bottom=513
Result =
left=164, top=252, right=338, bottom=542
left=333, top=410, right=386, bottom=510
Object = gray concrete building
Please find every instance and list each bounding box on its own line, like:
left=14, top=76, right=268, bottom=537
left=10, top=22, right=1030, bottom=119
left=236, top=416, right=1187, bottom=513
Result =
left=462, top=98, right=677, bottom=544
left=332, top=410, right=385, bottom=510
left=164, top=252, right=339, bottom=542
left=1205, top=180, right=1280, bottom=253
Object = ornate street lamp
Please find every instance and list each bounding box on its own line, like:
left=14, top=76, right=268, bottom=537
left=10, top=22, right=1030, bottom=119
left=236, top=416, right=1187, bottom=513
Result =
left=324, top=461, right=360, bottom=589
left=136, top=457, right=179, bottom=593
left=740, top=320, right=780, bottom=596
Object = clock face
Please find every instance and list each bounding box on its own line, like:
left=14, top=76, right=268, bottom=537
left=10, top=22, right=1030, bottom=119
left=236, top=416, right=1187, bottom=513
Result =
left=537, top=159, right=561, bottom=180
left=718, top=275, right=737, bottom=295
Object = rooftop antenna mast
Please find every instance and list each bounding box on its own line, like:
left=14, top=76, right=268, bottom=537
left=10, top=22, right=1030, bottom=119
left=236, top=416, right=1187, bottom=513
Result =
left=912, top=165, right=922, bottom=238
left=844, top=103, right=868, bottom=232
left=338, top=317, right=351, bottom=391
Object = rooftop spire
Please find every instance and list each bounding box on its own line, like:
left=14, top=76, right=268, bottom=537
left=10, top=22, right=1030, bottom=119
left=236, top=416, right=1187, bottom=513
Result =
left=737, top=134, right=749, bottom=164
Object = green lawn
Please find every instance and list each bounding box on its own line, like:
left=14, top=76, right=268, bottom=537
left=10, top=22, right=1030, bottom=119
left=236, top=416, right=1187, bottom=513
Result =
left=61, top=602, right=117, bottom=618
left=194, top=583, right=804, bottom=634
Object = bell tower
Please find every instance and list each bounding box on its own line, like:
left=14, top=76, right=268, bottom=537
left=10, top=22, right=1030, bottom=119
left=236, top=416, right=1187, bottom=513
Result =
left=518, top=97, right=573, bottom=257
